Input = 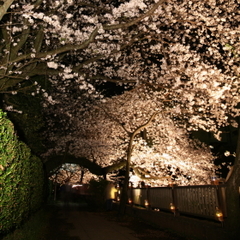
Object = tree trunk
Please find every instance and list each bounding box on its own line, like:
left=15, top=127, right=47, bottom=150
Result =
left=224, top=125, right=240, bottom=238
left=118, top=136, right=133, bottom=217
left=80, top=170, right=84, bottom=183
left=118, top=113, right=157, bottom=217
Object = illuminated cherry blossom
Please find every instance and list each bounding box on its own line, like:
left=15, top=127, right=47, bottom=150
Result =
left=0, top=0, right=239, bottom=186
left=44, top=90, right=215, bottom=186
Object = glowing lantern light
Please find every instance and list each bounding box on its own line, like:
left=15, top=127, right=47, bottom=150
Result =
left=215, top=207, right=224, bottom=222
left=145, top=200, right=149, bottom=208
left=170, top=203, right=176, bottom=213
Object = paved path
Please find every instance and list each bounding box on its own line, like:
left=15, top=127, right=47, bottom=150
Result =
left=2, top=201, right=187, bottom=240
left=59, top=210, right=139, bottom=240
left=46, top=203, right=140, bottom=240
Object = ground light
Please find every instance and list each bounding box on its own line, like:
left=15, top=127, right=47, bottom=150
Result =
left=170, top=203, right=176, bottom=216
left=144, top=200, right=149, bottom=209
left=215, top=206, right=224, bottom=226
left=117, top=195, right=120, bottom=202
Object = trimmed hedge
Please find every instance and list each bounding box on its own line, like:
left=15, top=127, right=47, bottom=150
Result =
left=0, top=110, right=44, bottom=235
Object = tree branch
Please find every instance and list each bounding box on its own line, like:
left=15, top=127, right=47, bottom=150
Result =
left=45, top=153, right=127, bottom=177
left=11, top=27, right=100, bottom=64
left=0, top=0, right=14, bottom=20
left=10, top=19, right=30, bottom=61
left=131, top=112, right=157, bottom=140
left=45, top=153, right=104, bottom=176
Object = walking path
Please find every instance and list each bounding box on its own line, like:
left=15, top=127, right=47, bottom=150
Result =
left=2, top=201, right=186, bottom=240
left=45, top=202, right=140, bottom=240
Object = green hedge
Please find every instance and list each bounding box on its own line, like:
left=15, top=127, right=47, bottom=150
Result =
left=0, top=110, right=44, bottom=235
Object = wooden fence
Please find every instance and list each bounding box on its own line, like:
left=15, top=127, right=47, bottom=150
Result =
left=125, top=184, right=227, bottom=221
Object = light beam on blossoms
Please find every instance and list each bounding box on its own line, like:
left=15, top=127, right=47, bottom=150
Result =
left=44, top=90, right=216, bottom=186
left=1, top=0, right=238, bottom=185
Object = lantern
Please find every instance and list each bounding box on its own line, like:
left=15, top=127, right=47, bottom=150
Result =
left=170, top=203, right=176, bottom=212
left=215, top=207, right=224, bottom=222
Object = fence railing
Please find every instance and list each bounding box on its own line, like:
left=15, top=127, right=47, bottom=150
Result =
left=125, top=184, right=227, bottom=221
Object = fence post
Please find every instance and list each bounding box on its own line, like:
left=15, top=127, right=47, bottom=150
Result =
left=216, top=185, right=227, bottom=219
left=128, top=183, right=133, bottom=206
left=171, top=186, right=179, bottom=216
left=145, top=186, right=150, bottom=210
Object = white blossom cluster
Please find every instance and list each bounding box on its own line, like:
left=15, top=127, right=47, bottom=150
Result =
left=1, top=0, right=239, bottom=185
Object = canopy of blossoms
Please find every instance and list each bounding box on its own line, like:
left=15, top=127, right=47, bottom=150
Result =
left=45, top=90, right=216, bottom=186
left=0, top=0, right=239, bottom=185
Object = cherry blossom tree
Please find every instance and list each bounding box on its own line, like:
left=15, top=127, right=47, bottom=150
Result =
left=44, top=89, right=216, bottom=214
left=1, top=0, right=238, bottom=129
left=0, top=0, right=239, bottom=234
left=0, top=0, right=164, bottom=93
left=44, top=90, right=215, bottom=184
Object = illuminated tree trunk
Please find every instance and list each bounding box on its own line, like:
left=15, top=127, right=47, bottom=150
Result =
left=225, top=125, right=240, bottom=238
left=118, top=113, right=156, bottom=217
left=118, top=133, right=134, bottom=217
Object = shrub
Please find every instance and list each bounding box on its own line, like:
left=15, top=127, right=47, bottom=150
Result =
left=0, top=110, right=44, bottom=235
